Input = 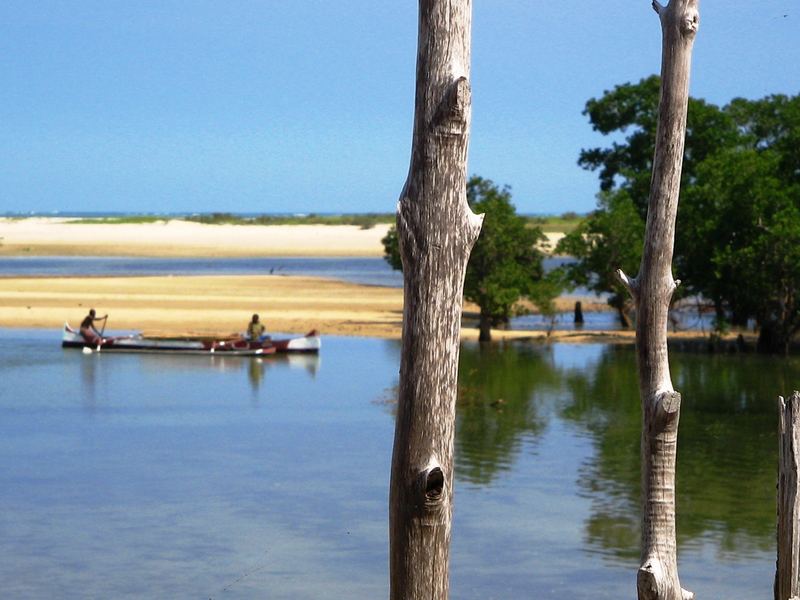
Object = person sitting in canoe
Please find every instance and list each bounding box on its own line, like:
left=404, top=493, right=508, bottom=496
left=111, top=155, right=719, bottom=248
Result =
left=246, top=313, right=269, bottom=342
left=80, top=308, right=108, bottom=343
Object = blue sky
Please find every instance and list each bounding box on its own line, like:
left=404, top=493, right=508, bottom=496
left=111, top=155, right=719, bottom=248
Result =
left=1, top=1, right=797, bottom=215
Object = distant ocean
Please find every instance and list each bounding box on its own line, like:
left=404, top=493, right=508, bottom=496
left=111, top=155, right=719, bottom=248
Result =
left=0, top=210, right=346, bottom=219
left=0, top=210, right=556, bottom=219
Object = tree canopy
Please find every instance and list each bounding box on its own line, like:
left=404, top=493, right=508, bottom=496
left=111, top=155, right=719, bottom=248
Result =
left=383, top=176, right=556, bottom=341
left=559, top=76, right=800, bottom=352
left=556, top=189, right=643, bottom=328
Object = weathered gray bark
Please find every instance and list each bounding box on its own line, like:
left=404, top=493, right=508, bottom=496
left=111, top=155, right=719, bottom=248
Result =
left=776, top=391, right=800, bottom=600
left=388, top=2, right=482, bottom=599
left=616, top=2, right=699, bottom=599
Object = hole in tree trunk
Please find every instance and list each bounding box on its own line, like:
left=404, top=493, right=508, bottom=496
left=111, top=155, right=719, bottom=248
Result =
left=425, top=467, right=444, bottom=501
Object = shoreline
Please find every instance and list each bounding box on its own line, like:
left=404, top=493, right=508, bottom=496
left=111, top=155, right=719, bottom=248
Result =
left=0, top=218, right=392, bottom=258
left=0, top=217, right=734, bottom=346
left=0, top=273, right=605, bottom=340
left=0, top=272, right=742, bottom=348
left=0, top=217, right=567, bottom=258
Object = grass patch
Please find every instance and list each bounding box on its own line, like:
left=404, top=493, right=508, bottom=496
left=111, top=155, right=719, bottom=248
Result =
left=62, top=213, right=395, bottom=229
left=184, top=213, right=395, bottom=229
left=527, top=212, right=585, bottom=234
left=61, top=212, right=584, bottom=233
left=66, top=216, right=169, bottom=225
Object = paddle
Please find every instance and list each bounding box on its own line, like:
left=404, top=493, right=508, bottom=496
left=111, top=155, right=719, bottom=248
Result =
left=96, top=315, right=108, bottom=352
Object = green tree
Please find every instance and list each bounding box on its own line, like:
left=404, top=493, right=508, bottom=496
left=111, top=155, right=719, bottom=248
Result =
left=681, top=147, right=800, bottom=353
left=382, top=176, right=557, bottom=341
left=568, top=78, right=800, bottom=352
left=556, top=189, right=644, bottom=327
left=381, top=225, right=402, bottom=271
left=563, top=76, right=738, bottom=328
left=679, top=94, right=800, bottom=353
left=578, top=75, right=738, bottom=218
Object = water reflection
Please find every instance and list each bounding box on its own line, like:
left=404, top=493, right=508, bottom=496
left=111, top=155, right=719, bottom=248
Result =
left=247, top=355, right=320, bottom=393
left=73, top=350, right=321, bottom=399
left=453, top=342, right=794, bottom=566
left=268, top=353, right=321, bottom=379
left=248, top=358, right=266, bottom=392
left=80, top=352, right=98, bottom=410
left=558, top=346, right=791, bottom=562
left=456, top=342, right=561, bottom=485
left=1, top=330, right=792, bottom=598
left=1, top=332, right=383, bottom=599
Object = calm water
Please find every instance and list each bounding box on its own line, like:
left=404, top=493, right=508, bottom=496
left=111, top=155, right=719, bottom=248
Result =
left=0, top=256, right=405, bottom=288
left=0, top=255, right=580, bottom=291
left=0, top=328, right=793, bottom=598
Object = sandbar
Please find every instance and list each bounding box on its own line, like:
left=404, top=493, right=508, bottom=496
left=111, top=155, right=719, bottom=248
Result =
left=0, top=273, right=614, bottom=340
left=0, top=218, right=393, bottom=257
left=1, top=217, right=719, bottom=344
left=0, top=217, right=566, bottom=258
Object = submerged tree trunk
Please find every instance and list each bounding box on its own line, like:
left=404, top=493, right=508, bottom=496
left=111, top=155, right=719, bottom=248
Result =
left=777, top=391, right=800, bottom=600
left=389, top=2, right=482, bottom=599
left=616, top=2, right=699, bottom=599
left=574, top=301, right=585, bottom=325
left=479, top=310, right=492, bottom=342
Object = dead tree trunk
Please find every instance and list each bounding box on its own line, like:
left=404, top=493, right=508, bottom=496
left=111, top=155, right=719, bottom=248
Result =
left=616, top=2, right=699, bottom=599
left=776, top=391, right=800, bottom=600
left=389, top=2, right=482, bottom=599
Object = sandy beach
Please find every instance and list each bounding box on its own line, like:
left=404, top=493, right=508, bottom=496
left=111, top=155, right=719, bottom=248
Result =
left=0, top=217, right=394, bottom=257
left=0, top=274, right=404, bottom=338
left=0, top=272, right=614, bottom=341
left=0, top=217, right=637, bottom=342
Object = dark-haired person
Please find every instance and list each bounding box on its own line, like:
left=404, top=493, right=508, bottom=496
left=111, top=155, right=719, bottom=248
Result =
left=80, top=308, right=108, bottom=344
left=246, top=313, right=267, bottom=342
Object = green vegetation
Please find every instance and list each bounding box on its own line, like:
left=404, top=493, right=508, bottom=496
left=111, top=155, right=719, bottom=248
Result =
left=184, top=212, right=394, bottom=229
left=67, top=213, right=396, bottom=229
left=557, top=190, right=643, bottom=328
left=558, top=76, right=800, bottom=353
left=67, top=216, right=169, bottom=224
left=527, top=212, right=585, bottom=233
left=382, top=175, right=559, bottom=341
left=63, top=212, right=583, bottom=234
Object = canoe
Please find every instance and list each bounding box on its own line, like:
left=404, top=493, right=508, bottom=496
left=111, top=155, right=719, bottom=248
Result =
left=267, top=330, right=321, bottom=353
left=61, top=323, right=321, bottom=356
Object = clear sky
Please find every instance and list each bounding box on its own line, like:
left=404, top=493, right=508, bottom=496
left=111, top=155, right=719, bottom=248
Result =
left=1, top=1, right=797, bottom=215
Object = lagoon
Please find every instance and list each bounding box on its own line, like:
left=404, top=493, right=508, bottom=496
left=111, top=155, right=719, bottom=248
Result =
left=0, top=256, right=405, bottom=288
left=0, top=328, right=792, bottom=598
left=0, top=255, right=576, bottom=290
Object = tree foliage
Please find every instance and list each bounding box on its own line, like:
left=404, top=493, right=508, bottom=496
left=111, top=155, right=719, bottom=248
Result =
left=557, top=190, right=643, bottom=327
left=562, top=76, right=800, bottom=352
left=383, top=176, right=556, bottom=341
left=682, top=147, right=800, bottom=352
